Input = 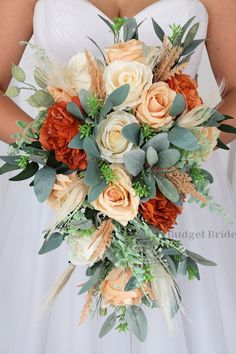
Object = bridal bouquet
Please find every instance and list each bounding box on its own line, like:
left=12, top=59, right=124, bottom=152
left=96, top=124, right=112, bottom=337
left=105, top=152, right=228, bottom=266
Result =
left=1, top=16, right=235, bottom=341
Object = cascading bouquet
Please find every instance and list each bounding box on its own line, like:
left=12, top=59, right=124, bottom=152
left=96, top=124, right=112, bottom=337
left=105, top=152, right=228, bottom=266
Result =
left=1, top=15, right=236, bottom=341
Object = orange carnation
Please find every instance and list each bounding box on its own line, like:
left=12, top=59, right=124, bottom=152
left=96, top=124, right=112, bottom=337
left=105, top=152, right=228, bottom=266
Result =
left=167, top=73, right=202, bottom=111
left=39, top=97, right=87, bottom=170
left=139, top=191, right=183, bottom=234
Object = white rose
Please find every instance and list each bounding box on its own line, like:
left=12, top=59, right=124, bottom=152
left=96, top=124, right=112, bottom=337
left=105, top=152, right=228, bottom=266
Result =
left=66, top=52, right=91, bottom=92
left=96, top=111, right=138, bottom=163
left=67, top=233, right=98, bottom=266
left=103, top=61, right=153, bottom=109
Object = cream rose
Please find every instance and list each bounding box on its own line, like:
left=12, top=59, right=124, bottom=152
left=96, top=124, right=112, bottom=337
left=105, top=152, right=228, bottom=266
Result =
left=136, top=82, right=177, bottom=130
left=92, top=165, right=139, bottom=226
left=67, top=232, right=97, bottom=265
left=103, top=60, right=153, bottom=109
left=100, top=268, right=143, bottom=307
left=96, top=111, right=138, bottom=163
left=66, top=52, right=91, bottom=92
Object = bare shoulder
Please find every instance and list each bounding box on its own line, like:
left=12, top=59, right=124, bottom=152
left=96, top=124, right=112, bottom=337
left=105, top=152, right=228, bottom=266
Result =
left=0, top=0, right=37, bottom=90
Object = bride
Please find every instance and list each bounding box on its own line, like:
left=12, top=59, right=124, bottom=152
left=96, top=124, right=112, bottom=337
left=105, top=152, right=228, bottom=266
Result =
left=0, top=0, right=236, bottom=353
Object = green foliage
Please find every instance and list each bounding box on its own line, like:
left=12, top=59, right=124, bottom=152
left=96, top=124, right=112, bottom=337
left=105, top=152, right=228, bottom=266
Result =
left=34, top=166, right=56, bottom=203
left=17, top=156, right=29, bottom=169
left=152, top=18, right=165, bottom=42
left=101, top=162, right=116, bottom=184
left=125, top=306, right=148, bottom=342
left=169, top=23, right=184, bottom=44
left=87, top=95, right=103, bottom=119
left=123, top=18, right=138, bottom=41
left=168, top=126, right=200, bottom=151
left=154, top=175, right=179, bottom=203
left=6, top=86, right=20, bottom=97
left=143, top=133, right=170, bottom=152
left=123, top=149, right=145, bottom=177
left=169, top=94, right=186, bottom=117
left=67, top=102, right=85, bottom=121
left=99, top=312, right=117, bottom=337
left=38, top=232, right=64, bottom=255
left=122, top=123, right=141, bottom=146
left=146, top=146, right=159, bottom=167
left=141, top=125, right=155, bottom=143
left=133, top=180, right=150, bottom=198
left=9, top=161, right=39, bottom=181
left=116, top=307, right=129, bottom=333
left=80, top=123, right=94, bottom=139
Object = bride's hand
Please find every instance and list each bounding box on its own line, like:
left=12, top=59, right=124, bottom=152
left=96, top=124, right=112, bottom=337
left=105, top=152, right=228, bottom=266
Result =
left=0, top=0, right=36, bottom=144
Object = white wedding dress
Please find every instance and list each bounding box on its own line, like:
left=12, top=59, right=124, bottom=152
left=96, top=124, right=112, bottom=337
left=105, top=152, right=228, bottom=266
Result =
left=0, top=1, right=236, bottom=353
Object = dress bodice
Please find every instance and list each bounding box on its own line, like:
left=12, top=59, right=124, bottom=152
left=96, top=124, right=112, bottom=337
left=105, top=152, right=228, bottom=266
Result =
left=33, top=0, right=208, bottom=77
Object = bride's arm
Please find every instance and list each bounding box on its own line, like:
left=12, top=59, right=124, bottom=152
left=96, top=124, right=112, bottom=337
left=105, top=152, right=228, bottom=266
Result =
left=203, top=0, right=236, bottom=144
left=0, top=0, right=37, bottom=144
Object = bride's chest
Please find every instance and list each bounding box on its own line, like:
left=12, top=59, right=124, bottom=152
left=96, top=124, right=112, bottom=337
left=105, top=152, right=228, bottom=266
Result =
left=33, top=0, right=208, bottom=65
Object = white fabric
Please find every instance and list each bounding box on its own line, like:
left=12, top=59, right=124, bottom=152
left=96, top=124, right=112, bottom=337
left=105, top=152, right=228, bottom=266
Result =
left=0, top=1, right=236, bottom=353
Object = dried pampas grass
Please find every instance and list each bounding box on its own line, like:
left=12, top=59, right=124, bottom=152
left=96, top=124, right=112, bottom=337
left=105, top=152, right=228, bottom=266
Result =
left=89, top=219, right=114, bottom=263
left=85, top=50, right=105, bottom=99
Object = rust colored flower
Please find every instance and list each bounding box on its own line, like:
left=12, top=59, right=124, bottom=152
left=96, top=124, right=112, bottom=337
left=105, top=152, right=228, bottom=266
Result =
left=167, top=73, right=202, bottom=111
left=139, top=191, right=183, bottom=234
left=39, top=97, right=87, bottom=170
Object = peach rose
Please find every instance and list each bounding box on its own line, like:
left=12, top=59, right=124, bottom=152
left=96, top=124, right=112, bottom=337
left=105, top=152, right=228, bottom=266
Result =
left=100, top=268, right=143, bottom=307
left=48, top=173, right=80, bottom=209
left=47, top=86, right=72, bottom=103
left=92, top=165, right=139, bottom=226
left=105, top=39, right=160, bottom=66
left=136, top=82, right=176, bottom=130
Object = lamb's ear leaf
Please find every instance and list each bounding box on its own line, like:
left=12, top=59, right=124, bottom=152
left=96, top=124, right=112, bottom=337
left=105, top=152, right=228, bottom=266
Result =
left=34, top=166, right=56, bottom=202
left=125, top=306, right=148, bottom=342
left=68, top=132, right=84, bottom=149
left=99, top=312, right=117, bottom=338
left=154, top=175, right=179, bottom=203
left=152, top=18, right=165, bottom=42
left=38, top=232, right=64, bottom=255
left=122, top=123, right=141, bottom=145
left=123, top=149, right=145, bottom=177
left=67, top=102, right=85, bottom=121
left=168, top=126, right=200, bottom=151
left=170, top=94, right=186, bottom=117
left=107, top=84, right=130, bottom=107
left=83, top=137, right=100, bottom=158
left=87, top=180, right=107, bottom=203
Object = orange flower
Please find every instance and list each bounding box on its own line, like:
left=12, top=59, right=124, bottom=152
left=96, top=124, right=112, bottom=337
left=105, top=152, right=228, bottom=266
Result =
left=139, top=192, right=183, bottom=234
left=100, top=268, right=143, bottom=307
left=39, top=97, right=87, bottom=170
left=167, top=74, right=202, bottom=111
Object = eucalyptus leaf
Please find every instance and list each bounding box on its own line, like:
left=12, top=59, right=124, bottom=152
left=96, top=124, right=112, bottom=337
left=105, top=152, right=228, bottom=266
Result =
left=67, top=102, right=85, bottom=120
left=146, top=146, right=158, bottom=167
left=218, top=124, right=236, bottom=134
left=123, top=18, right=138, bottom=41
left=156, top=149, right=180, bottom=168
left=187, top=250, right=217, bottom=266
left=121, top=123, right=141, bottom=145
left=107, top=84, right=130, bottom=107
left=123, top=149, right=145, bottom=177
left=84, top=159, right=102, bottom=186
left=168, top=126, right=200, bottom=151
left=0, top=155, right=21, bottom=166
left=34, top=166, right=56, bottom=202
left=28, top=90, right=54, bottom=108
left=79, top=89, right=90, bottom=113
left=83, top=137, right=100, bottom=158
left=99, top=312, right=117, bottom=338
left=78, top=264, right=105, bottom=295
left=152, top=18, right=165, bottom=42
left=154, top=175, right=179, bottom=203
left=98, top=14, right=116, bottom=35
left=217, top=138, right=229, bottom=150
left=87, top=180, right=107, bottom=202
left=12, top=64, right=26, bottom=83
left=125, top=276, right=138, bottom=291
left=184, top=23, right=199, bottom=48
left=9, top=162, right=39, bottom=181
left=125, top=306, right=148, bottom=342
left=182, top=39, right=205, bottom=56
left=143, top=133, right=170, bottom=152
left=6, top=86, right=20, bottom=98
left=0, top=163, right=20, bottom=175
left=38, top=232, right=64, bottom=255
left=68, top=132, right=84, bottom=149
left=170, top=94, right=186, bottom=117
